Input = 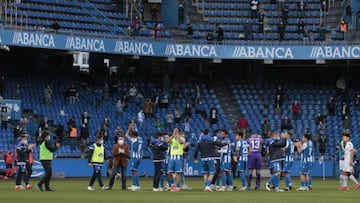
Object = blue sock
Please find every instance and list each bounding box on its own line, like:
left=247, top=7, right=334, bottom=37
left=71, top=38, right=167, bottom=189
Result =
left=160, top=175, right=164, bottom=188
left=247, top=174, right=252, bottom=188
left=169, top=177, right=173, bottom=186
left=216, top=176, right=220, bottom=186
left=132, top=175, right=136, bottom=186
left=305, top=180, right=309, bottom=187
left=240, top=173, right=247, bottom=187
left=206, top=180, right=211, bottom=187
left=227, top=174, right=233, bottom=186
left=176, top=182, right=180, bottom=188
left=301, top=181, right=305, bottom=187
left=221, top=174, right=226, bottom=186
left=285, top=176, right=291, bottom=187
left=267, top=175, right=274, bottom=185
left=308, top=174, right=312, bottom=186
left=274, top=175, right=279, bottom=188
left=135, top=175, right=140, bottom=186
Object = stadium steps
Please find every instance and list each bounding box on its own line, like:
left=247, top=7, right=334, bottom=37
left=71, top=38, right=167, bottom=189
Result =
left=187, top=1, right=208, bottom=26
left=322, top=1, right=342, bottom=29
left=212, top=81, right=242, bottom=134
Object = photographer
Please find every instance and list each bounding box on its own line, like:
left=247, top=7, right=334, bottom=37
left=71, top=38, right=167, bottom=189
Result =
left=36, top=131, right=60, bottom=192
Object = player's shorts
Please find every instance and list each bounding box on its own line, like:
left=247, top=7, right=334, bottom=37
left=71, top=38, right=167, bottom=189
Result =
left=270, top=161, right=282, bottom=172
left=343, top=159, right=354, bottom=173
left=130, top=158, right=141, bottom=171
left=236, top=160, right=248, bottom=172
left=283, top=161, right=293, bottom=173
left=5, top=163, right=12, bottom=169
left=248, top=152, right=262, bottom=169
left=300, top=162, right=312, bottom=174
left=201, top=159, right=215, bottom=174
left=168, top=159, right=183, bottom=173
left=339, top=160, right=344, bottom=171
left=220, top=161, right=231, bottom=172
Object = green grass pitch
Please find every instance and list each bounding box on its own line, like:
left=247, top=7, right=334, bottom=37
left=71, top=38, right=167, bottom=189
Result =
left=0, top=177, right=358, bottom=203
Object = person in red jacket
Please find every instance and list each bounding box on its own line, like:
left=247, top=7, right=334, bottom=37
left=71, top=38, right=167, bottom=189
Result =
left=154, top=23, right=161, bottom=39
left=4, top=150, right=13, bottom=177
left=237, top=115, right=249, bottom=137
left=291, top=100, right=301, bottom=120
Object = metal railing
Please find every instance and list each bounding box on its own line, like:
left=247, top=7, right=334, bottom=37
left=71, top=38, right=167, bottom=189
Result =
left=76, top=0, right=128, bottom=36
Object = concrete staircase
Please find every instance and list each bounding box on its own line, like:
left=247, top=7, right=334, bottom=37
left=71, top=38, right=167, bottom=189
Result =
left=322, top=1, right=342, bottom=28
left=212, top=81, right=241, bottom=134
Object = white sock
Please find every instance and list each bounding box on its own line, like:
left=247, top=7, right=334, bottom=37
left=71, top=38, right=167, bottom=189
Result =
left=340, top=175, right=344, bottom=185
left=349, top=175, right=359, bottom=185
left=343, top=176, right=349, bottom=187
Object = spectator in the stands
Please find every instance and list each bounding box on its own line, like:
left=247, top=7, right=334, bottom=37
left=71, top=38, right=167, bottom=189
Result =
left=345, top=4, right=352, bottom=24
left=187, top=23, right=194, bottom=39
left=297, top=1, right=306, bottom=19
left=342, top=115, right=351, bottom=134
left=166, top=110, right=174, bottom=131
left=282, top=5, right=289, bottom=25
left=80, top=124, right=89, bottom=156
left=65, top=84, right=78, bottom=105
left=315, top=112, right=325, bottom=125
left=144, top=98, right=153, bottom=118
left=278, top=20, right=285, bottom=41
left=237, top=115, right=248, bottom=136
left=184, top=116, right=191, bottom=136
left=81, top=111, right=91, bottom=129
left=280, top=116, right=293, bottom=131
left=152, top=93, right=159, bottom=114
left=14, top=83, right=21, bottom=99
left=20, top=115, right=28, bottom=130
left=67, top=116, right=76, bottom=132
left=103, top=83, right=110, bottom=100
left=133, top=16, right=141, bottom=36
left=321, top=0, right=327, bottom=14
left=318, top=24, right=326, bottom=41
left=250, top=0, right=259, bottom=18
left=319, top=135, right=326, bottom=155
left=308, top=30, right=314, bottom=45
left=38, top=117, right=50, bottom=130
left=291, top=100, right=301, bottom=120
left=317, top=120, right=326, bottom=138
left=341, top=102, right=349, bottom=120
left=196, top=101, right=206, bottom=119
left=340, top=20, right=347, bottom=40
left=101, top=116, right=111, bottom=143
left=154, top=23, right=161, bottom=39
left=302, top=25, right=309, bottom=44
left=154, top=118, right=164, bottom=132
left=44, top=85, right=52, bottom=105
left=216, top=24, right=224, bottom=43
left=209, top=106, right=218, bottom=125
left=137, top=109, right=145, bottom=128
left=195, top=85, right=201, bottom=105
left=51, top=20, right=59, bottom=32
left=161, top=92, right=169, bottom=109
left=244, top=21, right=253, bottom=40
left=116, top=99, right=125, bottom=118
left=13, top=125, right=22, bottom=143
left=258, top=9, right=265, bottom=33
left=174, top=107, right=182, bottom=124
left=0, top=75, right=5, bottom=97
left=298, top=19, right=305, bottom=34
left=274, top=94, right=283, bottom=115
left=151, top=4, right=159, bottom=22
left=261, top=118, right=270, bottom=138
left=129, top=85, right=137, bottom=98
left=327, top=96, right=336, bottom=116
left=185, top=103, right=192, bottom=118
left=178, top=3, right=185, bottom=25
left=355, top=94, right=360, bottom=110
left=206, top=30, right=214, bottom=43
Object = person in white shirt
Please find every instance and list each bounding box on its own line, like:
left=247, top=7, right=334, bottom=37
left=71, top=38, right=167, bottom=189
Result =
left=339, top=133, right=360, bottom=190
left=137, top=110, right=145, bottom=128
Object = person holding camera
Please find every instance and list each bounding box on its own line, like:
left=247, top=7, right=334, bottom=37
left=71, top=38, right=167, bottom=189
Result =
left=36, top=131, right=60, bottom=192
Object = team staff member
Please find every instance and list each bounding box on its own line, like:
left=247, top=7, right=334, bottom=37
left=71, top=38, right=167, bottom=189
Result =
left=37, top=131, right=60, bottom=192
left=87, top=135, right=108, bottom=191
left=4, top=149, right=13, bottom=178
left=108, top=136, right=130, bottom=190
left=150, top=133, right=168, bottom=191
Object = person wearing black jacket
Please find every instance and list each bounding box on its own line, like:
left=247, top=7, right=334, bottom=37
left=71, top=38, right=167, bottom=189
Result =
left=150, top=133, right=168, bottom=191
left=194, top=131, right=226, bottom=192
left=37, top=131, right=60, bottom=192
left=264, top=131, right=286, bottom=192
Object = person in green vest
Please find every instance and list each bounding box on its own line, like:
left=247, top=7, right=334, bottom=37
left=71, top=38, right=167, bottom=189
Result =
left=36, top=131, right=60, bottom=192
left=87, top=134, right=108, bottom=191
